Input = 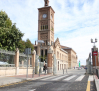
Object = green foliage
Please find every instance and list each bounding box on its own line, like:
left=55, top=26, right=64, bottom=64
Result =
left=0, top=10, right=24, bottom=51
left=18, top=40, right=25, bottom=52
left=39, top=55, right=46, bottom=62
left=25, top=39, right=34, bottom=51
left=0, top=10, right=34, bottom=52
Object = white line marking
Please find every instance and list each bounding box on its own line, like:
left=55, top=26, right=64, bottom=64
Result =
left=88, top=75, right=94, bottom=81
left=41, top=76, right=57, bottom=80
left=63, top=75, right=76, bottom=81
left=75, top=75, right=85, bottom=81
left=52, top=75, right=68, bottom=81
left=29, top=89, right=36, bottom=91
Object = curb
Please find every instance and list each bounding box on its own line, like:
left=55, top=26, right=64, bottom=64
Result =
left=0, top=74, right=52, bottom=88
left=25, top=75, right=52, bottom=80
left=94, top=75, right=99, bottom=91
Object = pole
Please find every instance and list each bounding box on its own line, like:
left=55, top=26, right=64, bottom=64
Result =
left=95, top=55, right=96, bottom=74
left=26, top=55, right=28, bottom=78
left=32, top=69, right=34, bottom=78
left=39, top=44, right=41, bottom=76
left=63, top=69, right=64, bottom=74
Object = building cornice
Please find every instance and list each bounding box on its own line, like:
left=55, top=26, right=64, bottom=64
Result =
left=38, top=6, right=55, bottom=13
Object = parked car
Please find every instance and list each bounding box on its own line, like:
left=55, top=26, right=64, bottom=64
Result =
left=0, top=61, right=8, bottom=64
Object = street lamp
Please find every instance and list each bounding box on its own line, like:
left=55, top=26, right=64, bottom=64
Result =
left=91, top=38, right=98, bottom=74
left=37, top=40, right=44, bottom=76
left=91, top=38, right=97, bottom=46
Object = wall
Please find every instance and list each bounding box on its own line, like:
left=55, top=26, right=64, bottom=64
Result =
left=0, top=67, right=16, bottom=76
left=55, top=45, right=68, bottom=71
left=0, top=67, right=33, bottom=76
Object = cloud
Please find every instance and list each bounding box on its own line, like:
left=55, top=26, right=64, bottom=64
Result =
left=0, top=0, right=99, bottom=65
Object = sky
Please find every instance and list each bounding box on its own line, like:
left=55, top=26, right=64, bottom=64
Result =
left=0, top=0, right=99, bottom=65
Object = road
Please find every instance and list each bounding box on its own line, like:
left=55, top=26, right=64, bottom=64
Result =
left=0, top=69, right=96, bottom=91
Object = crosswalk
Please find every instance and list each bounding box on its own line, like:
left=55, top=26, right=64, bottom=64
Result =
left=39, top=74, right=94, bottom=82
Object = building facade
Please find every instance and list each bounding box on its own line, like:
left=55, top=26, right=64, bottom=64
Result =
left=34, top=0, right=77, bottom=70
left=61, top=46, right=78, bottom=68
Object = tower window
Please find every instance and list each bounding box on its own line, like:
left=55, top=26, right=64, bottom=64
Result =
left=41, top=26, right=42, bottom=30
left=45, top=25, right=46, bottom=29
left=46, top=25, right=48, bottom=29
left=43, top=25, right=44, bottom=30
left=41, top=25, right=48, bottom=30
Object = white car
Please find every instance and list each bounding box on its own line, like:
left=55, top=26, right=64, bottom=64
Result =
left=0, top=61, right=8, bottom=64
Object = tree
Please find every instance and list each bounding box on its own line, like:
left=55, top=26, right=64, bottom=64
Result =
left=18, top=40, right=25, bottom=52
left=0, top=10, right=24, bottom=51
left=25, top=39, right=34, bottom=51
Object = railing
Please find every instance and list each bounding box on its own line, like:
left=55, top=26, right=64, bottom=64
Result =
left=0, top=64, right=15, bottom=67
left=19, top=64, right=32, bottom=67
left=96, top=69, right=99, bottom=79
left=38, top=62, right=47, bottom=67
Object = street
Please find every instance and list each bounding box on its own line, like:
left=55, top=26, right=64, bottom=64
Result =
left=0, top=69, right=96, bottom=91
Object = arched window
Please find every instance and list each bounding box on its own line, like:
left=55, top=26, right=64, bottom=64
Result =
left=41, top=26, right=42, bottom=30
left=43, top=25, right=44, bottom=30
left=47, top=25, right=48, bottom=29
left=45, top=25, right=46, bottom=29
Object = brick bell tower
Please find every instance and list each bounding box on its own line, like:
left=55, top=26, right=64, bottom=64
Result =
left=37, top=0, right=55, bottom=62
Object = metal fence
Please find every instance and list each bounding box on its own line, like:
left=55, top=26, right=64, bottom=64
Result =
left=96, top=69, right=99, bottom=79
left=0, top=49, right=32, bottom=67
left=0, top=64, right=15, bottom=67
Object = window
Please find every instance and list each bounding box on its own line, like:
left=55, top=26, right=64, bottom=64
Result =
left=45, top=25, right=46, bottom=29
left=58, top=61, right=59, bottom=70
left=47, top=25, right=48, bottom=29
left=43, top=25, right=44, bottom=30
left=41, top=26, right=42, bottom=30
left=41, top=50, right=43, bottom=62
left=41, top=25, right=48, bottom=30
left=45, top=49, right=47, bottom=56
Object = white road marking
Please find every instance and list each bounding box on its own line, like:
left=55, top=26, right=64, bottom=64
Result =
left=29, top=89, right=36, bottom=91
left=63, top=75, right=76, bottom=81
left=51, top=75, right=68, bottom=81
left=41, top=76, right=57, bottom=80
left=88, top=75, right=94, bottom=81
left=75, top=75, right=85, bottom=81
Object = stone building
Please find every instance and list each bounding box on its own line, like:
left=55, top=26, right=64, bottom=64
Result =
left=61, top=46, right=78, bottom=68
left=34, top=0, right=77, bottom=71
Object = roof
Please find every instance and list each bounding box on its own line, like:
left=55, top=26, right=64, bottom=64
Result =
left=61, top=45, right=76, bottom=54
left=60, top=45, right=71, bottom=49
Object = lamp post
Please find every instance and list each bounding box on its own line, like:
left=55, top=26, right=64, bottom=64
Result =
left=91, top=38, right=98, bottom=74
left=37, top=40, right=44, bottom=76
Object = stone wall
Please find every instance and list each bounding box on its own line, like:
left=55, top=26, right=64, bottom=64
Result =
left=0, top=67, right=33, bottom=76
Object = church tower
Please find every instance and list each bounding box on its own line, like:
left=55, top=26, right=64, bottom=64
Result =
left=37, top=0, right=55, bottom=60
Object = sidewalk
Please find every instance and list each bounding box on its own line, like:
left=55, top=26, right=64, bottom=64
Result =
left=94, top=75, right=99, bottom=91
left=0, top=70, right=68, bottom=86
left=0, top=74, right=52, bottom=86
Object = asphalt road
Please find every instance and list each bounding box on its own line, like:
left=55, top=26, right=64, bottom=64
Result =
left=0, top=69, right=96, bottom=91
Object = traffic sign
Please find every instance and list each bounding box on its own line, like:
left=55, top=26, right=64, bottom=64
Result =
left=93, top=51, right=98, bottom=56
